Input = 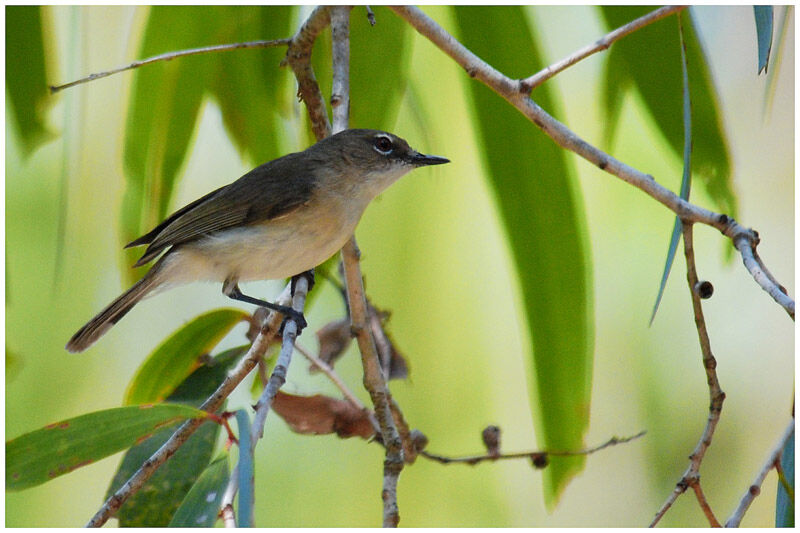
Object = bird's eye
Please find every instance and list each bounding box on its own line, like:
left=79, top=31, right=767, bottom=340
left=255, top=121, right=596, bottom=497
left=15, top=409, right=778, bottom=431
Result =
left=373, top=135, right=393, bottom=155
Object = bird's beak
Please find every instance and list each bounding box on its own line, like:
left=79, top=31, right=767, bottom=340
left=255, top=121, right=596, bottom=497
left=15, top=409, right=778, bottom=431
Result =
left=409, top=151, right=450, bottom=166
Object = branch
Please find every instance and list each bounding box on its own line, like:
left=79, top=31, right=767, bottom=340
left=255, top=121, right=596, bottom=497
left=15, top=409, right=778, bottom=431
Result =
left=649, top=222, right=725, bottom=527
left=725, top=418, right=795, bottom=527
left=521, top=6, right=687, bottom=91
left=283, top=6, right=332, bottom=140
left=328, top=5, right=405, bottom=526
left=250, top=276, right=310, bottom=447
left=85, top=286, right=292, bottom=527
left=50, top=39, right=290, bottom=93
left=421, top=431, right=646, bottom=466
left=388, top=6, right=794, bottom=319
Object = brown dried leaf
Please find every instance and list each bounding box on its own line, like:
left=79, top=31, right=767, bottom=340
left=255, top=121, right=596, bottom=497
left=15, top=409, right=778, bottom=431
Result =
left=272, top=391, right=374, bottom=439
left=311, top=318, right=353, bottom=372
left=367, top=303, right=409, bottom=380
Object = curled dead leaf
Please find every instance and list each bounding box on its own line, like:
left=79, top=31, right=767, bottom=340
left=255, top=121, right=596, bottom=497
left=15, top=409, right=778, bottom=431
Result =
left=272, top=391, right=374, bottom=439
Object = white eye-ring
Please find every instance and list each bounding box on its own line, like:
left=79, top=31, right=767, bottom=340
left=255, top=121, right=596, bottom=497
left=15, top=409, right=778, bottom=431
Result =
left=373, top=135, right=394, bottom=155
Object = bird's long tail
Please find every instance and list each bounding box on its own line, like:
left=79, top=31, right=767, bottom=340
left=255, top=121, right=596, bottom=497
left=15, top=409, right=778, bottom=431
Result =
left=66, top=265, right=162, bottom=353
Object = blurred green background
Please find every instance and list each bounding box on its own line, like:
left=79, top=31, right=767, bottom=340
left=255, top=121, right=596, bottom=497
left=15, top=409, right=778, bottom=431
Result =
left=5, top=5, right=794, bottom=527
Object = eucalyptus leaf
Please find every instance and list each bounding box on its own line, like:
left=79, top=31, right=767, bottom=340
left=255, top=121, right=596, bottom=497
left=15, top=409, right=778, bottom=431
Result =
left=170, top=454, right=230, bottom=527
left=754, top=6, right=773, bottom=74
left=124, top=308, right=249, bottom=406
left=650, top=12, right=693, bottom=325
left=5, top=5, right=54, bottom=156
left=109, top=346, right=245, bottom=526
left=600, top=6, right=735, bottom=219
left=350, top=6, right=411, bottom=130
left=236, top=410, right=255, bottom=527
left=452, top=5, right=594, bottom=508
left=776, top=427, right=794, bottom=527
left=210, top=6, right=294, bottom=166
left=121, top=6, right=226, bottom=282
left=6, top=404, right=207, bottom=491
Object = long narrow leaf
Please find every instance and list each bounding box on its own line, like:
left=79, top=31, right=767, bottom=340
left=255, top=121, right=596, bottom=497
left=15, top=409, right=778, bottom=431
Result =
left=211, top=6, right=294, bottom=166
left=452, top=6, right=593, bottom=508
left=6, top=404, right=207, bottom=491
left=109, top=346, right=245, bottom=526
left=600, top=6, right=735, bottom=219
left=5, top=6, right=54, bottom=156
left=350, top=6, right=411, bottom=130
left=170, top=454, right=231, bottom=527
left=650, top=12, right=693, bottom=325
left=754, top=6, right=774, bottom=74
left=124, top=308, right=248, bottom=406
left=776, top=427, right=794, bottom=527
left=121, top=7, right=224, bottom=282
left=236, top=410, right=254, bottom=527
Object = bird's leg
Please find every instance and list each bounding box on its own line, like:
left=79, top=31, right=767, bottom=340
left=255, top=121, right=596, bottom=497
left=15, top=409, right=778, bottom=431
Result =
left=222, top=278, right=307, bottom=333
left=291, top=268, right=315, bottom=296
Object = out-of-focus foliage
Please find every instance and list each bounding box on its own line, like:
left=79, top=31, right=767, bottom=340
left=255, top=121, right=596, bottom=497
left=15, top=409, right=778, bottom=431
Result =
left=5, top=6, right=54, bottom=156
left=453, top=5, right=593, bottom=509
left=600, top=6, right=735, bottom=219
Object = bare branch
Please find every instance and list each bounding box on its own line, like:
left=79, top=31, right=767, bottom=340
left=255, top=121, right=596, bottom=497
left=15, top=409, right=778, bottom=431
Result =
left=649, top=222, right=725, bottom=527
left=284, top=6, right=332, bottom=140
left=50, top=39, right=290, bottom=93
left=330, top=6, right=353, bottom=132
left=421, top=431, right=646, bottom=466
left=725, top=418, right=795, bottom=527
left=342, top=239, right=405, bottom=527
left=294, top=341, right=370, bottom=413
left=388, top=6, right=794, bottom=319
left=250, top=276, right=310, bottom=447
left=521, top=6, right=687, bottom=91
left=85, top=286, right=292, bottom=527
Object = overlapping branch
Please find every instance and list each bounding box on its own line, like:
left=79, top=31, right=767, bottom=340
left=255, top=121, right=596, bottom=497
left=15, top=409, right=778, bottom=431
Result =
left=388, top=5, right=794, bottom=320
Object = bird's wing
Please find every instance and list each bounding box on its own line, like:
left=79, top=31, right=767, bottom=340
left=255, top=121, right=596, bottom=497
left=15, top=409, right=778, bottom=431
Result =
left=127, top=155, right=317, bottom=266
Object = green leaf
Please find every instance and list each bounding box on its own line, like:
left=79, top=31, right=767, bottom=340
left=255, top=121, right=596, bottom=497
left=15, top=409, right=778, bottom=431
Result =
left=452, top=6, right=594, bottom=508
left=776, top=427, right=794, bottom=527
left=754, top=6, right=773, bottom=74
left=650, top=12, right=693, bottom=325
left=235, top=410, right=254, bottom=527
left=350, top=6, right=411, bottom=130
left=110, top=346, right=245, bottom=526
left=5, top=5, right=54, bottom=156
left=210, top=6, right=295, bottom=166
left=121, top=7, right=226, bottom=281
left=169, top=454, right=230, bottom=527
left=125, top=308, right=248, bottom=406
left=6, top=404, right=208, bottom=491
left=600, top=6, right=735, bottom=219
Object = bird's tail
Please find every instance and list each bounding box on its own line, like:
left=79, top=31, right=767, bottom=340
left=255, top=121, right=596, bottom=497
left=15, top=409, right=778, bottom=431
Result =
left=66, top=265, right=161, bottom=353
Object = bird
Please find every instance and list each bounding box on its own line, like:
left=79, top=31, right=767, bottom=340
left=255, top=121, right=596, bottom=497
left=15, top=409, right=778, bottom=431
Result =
left=66, top=129, right=449, bottom=352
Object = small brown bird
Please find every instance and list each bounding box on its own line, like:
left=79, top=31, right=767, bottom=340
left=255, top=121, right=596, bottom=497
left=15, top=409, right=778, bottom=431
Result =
left=66, top=129, right=449, bottom=352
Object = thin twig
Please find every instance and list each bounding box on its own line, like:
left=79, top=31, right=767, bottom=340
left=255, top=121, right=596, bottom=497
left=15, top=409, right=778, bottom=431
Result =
left=85, top=286, right=292, bottom=527
left=50, top=39, right=290, bottom=93
left=250, top=276, right=310, bottom=447
left=734, top=233, right=795, bottom=319
left=421, top=431, right=645, bottom=466
left=649, top=222, right=725, bottom=527
left=294, top=342, right=367, bottom=411
left=725, top=418, right=795, bottom=527
left=284, top=6, right=332, bottom=140
left=690, top=482, right=721, bottom=527
left=388, top=6, right=794, bottom=319
left=330, top=6, right=352, bottom=131
left=521, top=6, right=686, bottom=91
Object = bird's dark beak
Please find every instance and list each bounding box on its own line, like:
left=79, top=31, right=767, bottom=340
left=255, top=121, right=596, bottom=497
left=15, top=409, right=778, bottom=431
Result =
left=410, top=151, right=450, bottom=166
